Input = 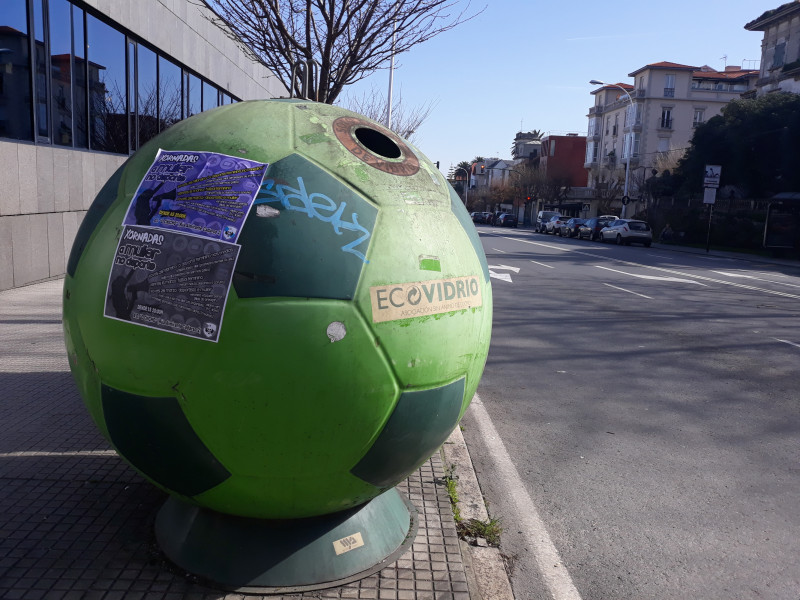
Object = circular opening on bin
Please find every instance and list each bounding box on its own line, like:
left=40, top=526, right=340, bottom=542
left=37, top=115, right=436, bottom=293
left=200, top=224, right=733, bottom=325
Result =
left=354, top=127, right=402, bottom=159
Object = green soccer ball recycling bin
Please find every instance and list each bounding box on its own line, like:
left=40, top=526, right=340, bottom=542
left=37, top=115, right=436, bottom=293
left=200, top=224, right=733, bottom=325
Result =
left=62, top=99, right=492, bottom=591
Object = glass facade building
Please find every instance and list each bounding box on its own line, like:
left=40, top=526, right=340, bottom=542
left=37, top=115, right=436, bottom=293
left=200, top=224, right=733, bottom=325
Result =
left=0, top=0, right=284, bottom=291
left=1, top=0, right=238, bottom=153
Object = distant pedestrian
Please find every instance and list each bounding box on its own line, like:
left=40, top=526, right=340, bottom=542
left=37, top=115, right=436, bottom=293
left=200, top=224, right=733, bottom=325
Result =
left=659, top=223, right=674, bottom=243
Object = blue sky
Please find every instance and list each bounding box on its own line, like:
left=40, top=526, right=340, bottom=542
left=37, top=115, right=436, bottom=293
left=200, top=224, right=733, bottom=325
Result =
left=341, top=0, right=778, bottom=173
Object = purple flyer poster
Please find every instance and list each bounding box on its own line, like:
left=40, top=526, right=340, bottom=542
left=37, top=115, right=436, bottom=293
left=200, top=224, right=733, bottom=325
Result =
left=123, top=150, right=268, bottom=243
left=104, top=225, right=240, bottom=342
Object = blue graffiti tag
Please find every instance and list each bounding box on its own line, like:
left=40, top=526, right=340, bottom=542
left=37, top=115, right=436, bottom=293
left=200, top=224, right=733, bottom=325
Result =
left=255, top=177, right=372, bottom=263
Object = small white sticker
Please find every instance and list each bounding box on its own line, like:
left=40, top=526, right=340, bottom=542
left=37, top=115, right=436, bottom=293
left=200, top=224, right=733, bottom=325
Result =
left=256, top=205, right=280, bottom=218
left=333, top=532, right=364, bottom=555
left=326, top=321, right=346, bottom=343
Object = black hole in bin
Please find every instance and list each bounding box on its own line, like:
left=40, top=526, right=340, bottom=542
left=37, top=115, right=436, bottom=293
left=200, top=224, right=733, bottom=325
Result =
left=354, top=127, right=402, bottom=159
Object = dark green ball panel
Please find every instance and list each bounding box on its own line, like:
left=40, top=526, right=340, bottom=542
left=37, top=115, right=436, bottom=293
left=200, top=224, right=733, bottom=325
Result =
left=234, top=154, right=376, bottom=300
left=101, top=384, right=231, bottom=497
left=350, top=378, right=465, bottom=488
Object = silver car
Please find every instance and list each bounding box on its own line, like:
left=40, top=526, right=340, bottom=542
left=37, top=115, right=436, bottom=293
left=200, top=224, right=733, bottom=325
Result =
left=598, top=219, right=653, bottom=247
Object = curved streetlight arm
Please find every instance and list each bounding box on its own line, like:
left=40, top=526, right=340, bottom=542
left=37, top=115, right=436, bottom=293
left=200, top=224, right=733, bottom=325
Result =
left=453, top=167, right=469, bottom=205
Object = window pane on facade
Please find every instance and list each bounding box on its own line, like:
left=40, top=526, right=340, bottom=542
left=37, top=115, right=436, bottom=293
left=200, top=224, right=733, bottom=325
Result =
left=33, top=0, right=49, bottom=138
left=187, top=72, right=201, bottom=118
left=72, top=5, right=87, bottom=147
left=49, top=0, right=73, bottom=146
left=158, top=56, right=181, bottom=130
left=202, top=80, right=218, bottom=111
left=0, top=0, right=33, bottom=140
left=128, top=40, right=135, bottom=153
left=136, top=44, right=158, bottom=147
left=88, top=14, right=127, bottom=153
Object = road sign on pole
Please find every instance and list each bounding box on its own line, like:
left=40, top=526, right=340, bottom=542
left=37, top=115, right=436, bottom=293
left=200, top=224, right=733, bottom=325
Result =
left=704, top=165, right=722, bottom=188
left=703, top=187, right=717, bottom=205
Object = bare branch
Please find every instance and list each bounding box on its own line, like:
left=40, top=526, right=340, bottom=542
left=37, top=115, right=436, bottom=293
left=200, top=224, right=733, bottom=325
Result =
left=206, top=0, right=483, bottom=103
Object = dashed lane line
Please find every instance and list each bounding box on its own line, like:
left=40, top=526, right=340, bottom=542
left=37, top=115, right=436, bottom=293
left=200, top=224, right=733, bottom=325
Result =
left=496, top=236, right=800, bottom=301
left=531, top=260, right=555, bottom=269
left=603, top=283, right=653, bottom=299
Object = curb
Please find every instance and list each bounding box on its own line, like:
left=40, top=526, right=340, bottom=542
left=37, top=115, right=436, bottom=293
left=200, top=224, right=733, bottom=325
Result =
left=441, top=423, right=515, bottom=600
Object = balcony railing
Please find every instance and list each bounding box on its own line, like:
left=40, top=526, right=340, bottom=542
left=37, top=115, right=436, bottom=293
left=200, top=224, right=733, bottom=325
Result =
left=589, top=106, right=603, bottom=115
left=634, top=89, right=646, bottom=98
left=663, top=87, right=675, bottom=97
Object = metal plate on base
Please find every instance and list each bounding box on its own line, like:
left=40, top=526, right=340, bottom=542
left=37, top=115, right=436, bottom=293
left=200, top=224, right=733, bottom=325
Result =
left=155, top=488, right=418, bottom=594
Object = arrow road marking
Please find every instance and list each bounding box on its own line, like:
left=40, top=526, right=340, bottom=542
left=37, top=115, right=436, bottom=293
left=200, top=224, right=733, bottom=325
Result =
left=488, top=264, right=519, bottom=283
left=489, top=272, right=512, bottom=282
left=488, top=264, right=520, bottom=272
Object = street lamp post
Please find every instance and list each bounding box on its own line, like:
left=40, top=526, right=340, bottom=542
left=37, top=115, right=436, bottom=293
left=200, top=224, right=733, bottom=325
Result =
left=453, top=167, right=469, bottom=206
left=590, top=79, right=633, bottom=218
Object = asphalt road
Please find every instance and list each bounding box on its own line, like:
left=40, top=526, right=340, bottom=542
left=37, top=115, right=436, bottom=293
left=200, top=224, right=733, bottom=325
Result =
left=461, top=227, right=800, bottom=600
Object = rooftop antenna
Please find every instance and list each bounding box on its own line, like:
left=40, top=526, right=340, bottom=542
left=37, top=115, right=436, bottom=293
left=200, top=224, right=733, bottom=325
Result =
left=721, top=54, right=727, bottom=68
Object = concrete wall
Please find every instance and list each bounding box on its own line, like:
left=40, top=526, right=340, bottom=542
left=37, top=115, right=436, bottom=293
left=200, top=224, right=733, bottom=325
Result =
left=0, top=0, right=285, bottom=291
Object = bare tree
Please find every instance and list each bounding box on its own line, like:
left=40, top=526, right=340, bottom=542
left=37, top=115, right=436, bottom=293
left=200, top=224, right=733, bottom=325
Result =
left=208, top=0, right=481, bottom=103
left=341, top=85, right=437, bottom=142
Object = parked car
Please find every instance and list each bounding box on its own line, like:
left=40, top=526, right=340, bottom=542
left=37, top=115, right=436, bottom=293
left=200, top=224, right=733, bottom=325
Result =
left=536, top=211, right=561, bottom=233
left=496, top=213, right=517, bottom=227
left=598, top=219, right=653, bottom=246
left=562, top=218, right=585, bottom=237
left=545, top=214, right=572, bottom=235
left=471, top=212, right=492, bottom=224
left=578, top=217, right=617, bottom=241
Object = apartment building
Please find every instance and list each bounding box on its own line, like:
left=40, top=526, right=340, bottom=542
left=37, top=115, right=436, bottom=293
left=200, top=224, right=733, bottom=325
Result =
left=585, top=62, right=758, bottom=207
left=539, top=134, right=588, bottom=188
left=745, top=0, right=800, bottom=96
left=0, top=0, right=285, bottom=291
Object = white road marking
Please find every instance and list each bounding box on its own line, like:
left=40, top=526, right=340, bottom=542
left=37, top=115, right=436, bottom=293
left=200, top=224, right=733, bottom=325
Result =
left=470, top=396, right=583, bottom=600
left=774, top=338, right=800, bottom=350
left=712, top=271, right=800, bottom=289
left=596, top=265, right=706, bottom=285
left=488, top=264, right=520, bottom=273
left=491, top=248, right=507, bottom=253
left=603, top=283, right=653, bottom=299
left=498, top=236, right=800, bottom=300
left=531, top=260, right=554, bottom=269
left=490, top=272, right=513, bottom=283
left=489, top=264, right=519, bottom=283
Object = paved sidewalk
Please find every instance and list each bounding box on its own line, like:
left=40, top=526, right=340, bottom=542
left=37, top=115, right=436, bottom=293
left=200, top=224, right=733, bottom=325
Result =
left=0, top=279, right=471, bottom=600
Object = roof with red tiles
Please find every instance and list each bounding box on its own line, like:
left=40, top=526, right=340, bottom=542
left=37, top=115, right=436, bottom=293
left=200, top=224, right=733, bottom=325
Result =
left=590, top=82, right=633, bottom=94
left=629, top=61, right=699, bottom=76
left=691, top=68, right=759, bottom=81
